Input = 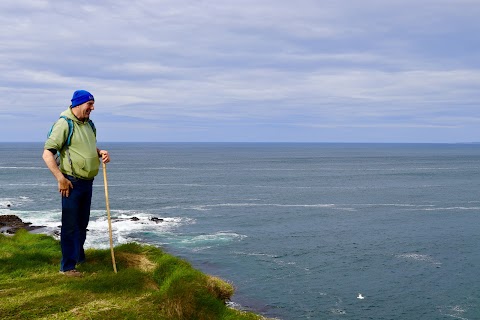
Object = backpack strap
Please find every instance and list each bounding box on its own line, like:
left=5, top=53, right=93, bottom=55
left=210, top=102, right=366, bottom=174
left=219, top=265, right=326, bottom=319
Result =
left=87, top=119, right=96, bottom=137
left=47, top=116, right=73, bottom=150
left=59, top=116, right=75, bottom=147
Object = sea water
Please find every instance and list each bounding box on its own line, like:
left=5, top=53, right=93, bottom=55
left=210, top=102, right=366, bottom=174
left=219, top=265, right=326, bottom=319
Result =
left=1, top=142, right=479, bottom=319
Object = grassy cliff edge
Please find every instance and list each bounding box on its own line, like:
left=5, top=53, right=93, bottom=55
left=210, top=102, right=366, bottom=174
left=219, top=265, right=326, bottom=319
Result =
left=0, top=230, right=267, bottom=320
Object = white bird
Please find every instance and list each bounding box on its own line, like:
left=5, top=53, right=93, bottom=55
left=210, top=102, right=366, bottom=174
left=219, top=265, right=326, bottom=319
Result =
left=357, top=293, right=365, bottom=300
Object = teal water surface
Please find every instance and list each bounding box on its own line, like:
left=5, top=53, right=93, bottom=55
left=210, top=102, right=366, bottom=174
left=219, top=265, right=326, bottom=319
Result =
left=1, top=143, right=479, bottom=319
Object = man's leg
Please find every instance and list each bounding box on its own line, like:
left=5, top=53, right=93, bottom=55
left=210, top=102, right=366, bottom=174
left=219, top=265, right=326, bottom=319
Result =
left=60, top=176, right=81, bottom=272
left=77, top=178, right=93, bottom=264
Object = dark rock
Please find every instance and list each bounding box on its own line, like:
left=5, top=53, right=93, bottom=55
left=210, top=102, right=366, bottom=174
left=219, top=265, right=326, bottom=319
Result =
left=149, top=217, right=164, bottom=223
left=131, top=217, right=140, bottom=221
left=0, top=215, right=45, bottom=234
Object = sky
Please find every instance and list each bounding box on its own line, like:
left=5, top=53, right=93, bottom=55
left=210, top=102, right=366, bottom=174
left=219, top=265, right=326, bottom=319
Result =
left=1, top=0, right=479, bottom=143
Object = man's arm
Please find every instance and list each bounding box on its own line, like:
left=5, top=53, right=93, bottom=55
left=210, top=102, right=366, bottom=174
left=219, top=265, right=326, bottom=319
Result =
left=42, top=149, right=73, bottom=197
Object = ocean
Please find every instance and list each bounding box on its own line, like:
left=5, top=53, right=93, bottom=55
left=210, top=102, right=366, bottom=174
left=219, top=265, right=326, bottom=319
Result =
left=1, top=142, right=479, bottom=319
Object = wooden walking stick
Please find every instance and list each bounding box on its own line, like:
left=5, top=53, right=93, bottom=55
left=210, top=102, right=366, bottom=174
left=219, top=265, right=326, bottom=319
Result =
left=103, top=162, right=117, bottom=273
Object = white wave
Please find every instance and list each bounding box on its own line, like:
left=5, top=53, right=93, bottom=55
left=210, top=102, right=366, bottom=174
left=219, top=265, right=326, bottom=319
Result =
left=0, top=196, right=34, bottom=208
left=0, top=201, right=13, bottom=209
left=190, top=246, right=213, bottom=252
left=189, top=205, right=212, bottom=211
left=354, top=203, right=479, bottom=211
left=364, top=167, right=459, bottom=171
left=7, top=209, right=61, bottom=224
left=234, top=251, right=279, bottom=259
left=226, top=301, right=282, bottom=320
left=180, top=232, right=247, bottom=245
left=4, top=183, right=54, bottom=187
left=253, top=185, right=313, bottom=189
left=438, top=304, right=469, bottom=320
left=147, top=167, right=190, bottom=170
left=415, top=207, right=480, bottom=211
left=189, top=203, right=337, bottom=210
left=161, top=205, right=184, bottom=210
left=271, top=204, right=336, bottom=208
left=242, top=168, right=310, bottom=171
left=84, top=213, right=193, bottom=249
left=7, top=208, right=193, bottom=250
left=89, top=210, right=192, bottom=229
left=356, top=203, right=435, bottom=208
left=335, top=207, right=357, bottom=212
left=185, top=202, right=360, bottom=213
left=0, top=166, right=47, bottom=170
left=226, top=301, right=243, bottom=309
left=396, top=253, right=442, bottom=266
left=233, top=251, right=305, bottom=270
left=451, top=306, right=466, bottom=313
left=175, top=235, right=235, bottom=250
left=330, top=308, right=346, bottom=315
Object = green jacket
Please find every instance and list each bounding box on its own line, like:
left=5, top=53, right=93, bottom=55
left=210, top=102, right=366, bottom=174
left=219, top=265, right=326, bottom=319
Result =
left=44, top=108, right=100, bottom=180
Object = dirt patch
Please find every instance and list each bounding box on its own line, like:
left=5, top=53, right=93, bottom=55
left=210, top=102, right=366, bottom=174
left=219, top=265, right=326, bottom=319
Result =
left=116, top=252, right=156, bottom=272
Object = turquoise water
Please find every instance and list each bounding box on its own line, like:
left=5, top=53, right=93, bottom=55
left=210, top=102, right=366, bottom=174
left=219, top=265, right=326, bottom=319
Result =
left=1, top=143, right=480, bottom=319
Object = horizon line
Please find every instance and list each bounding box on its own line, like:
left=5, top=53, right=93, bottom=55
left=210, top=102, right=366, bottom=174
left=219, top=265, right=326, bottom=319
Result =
left=2, top=141, right=480, bottom=144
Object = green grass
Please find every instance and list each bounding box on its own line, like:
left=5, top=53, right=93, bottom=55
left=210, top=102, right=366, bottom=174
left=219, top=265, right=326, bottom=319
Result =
left=0, top=230, right=266, bottom=320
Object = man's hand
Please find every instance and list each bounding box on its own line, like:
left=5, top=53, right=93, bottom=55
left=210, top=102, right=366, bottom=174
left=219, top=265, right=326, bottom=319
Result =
left=58, top=176, right=73, bottom=198
left=43, top=149, right=73, bottom=197
left=98, top=149, right=110, bottom=164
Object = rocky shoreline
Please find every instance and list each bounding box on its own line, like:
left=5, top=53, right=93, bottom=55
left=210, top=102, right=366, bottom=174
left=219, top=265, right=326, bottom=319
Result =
left=0, top=215, right=45, bottom=234
left=0, top=214, right=165, bottom=236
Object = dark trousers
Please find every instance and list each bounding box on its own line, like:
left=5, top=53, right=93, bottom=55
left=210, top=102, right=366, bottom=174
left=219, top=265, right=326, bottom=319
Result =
left=60, top=175, right=93, bottom=271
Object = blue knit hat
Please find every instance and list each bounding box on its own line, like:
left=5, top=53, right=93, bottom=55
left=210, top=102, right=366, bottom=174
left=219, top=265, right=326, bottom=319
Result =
left=71, top=90, right=94, bottom=108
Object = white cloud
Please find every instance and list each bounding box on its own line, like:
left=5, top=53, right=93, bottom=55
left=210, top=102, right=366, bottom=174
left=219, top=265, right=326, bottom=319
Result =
left=0, top=0, right=479, bottom=142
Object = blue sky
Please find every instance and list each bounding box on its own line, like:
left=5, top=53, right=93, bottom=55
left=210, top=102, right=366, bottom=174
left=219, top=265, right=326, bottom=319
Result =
left=1, top=0, right=479, bottom=142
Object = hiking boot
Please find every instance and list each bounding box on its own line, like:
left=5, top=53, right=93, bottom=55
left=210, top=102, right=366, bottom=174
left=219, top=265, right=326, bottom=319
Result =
left=59, top=269, right=83, bottom=277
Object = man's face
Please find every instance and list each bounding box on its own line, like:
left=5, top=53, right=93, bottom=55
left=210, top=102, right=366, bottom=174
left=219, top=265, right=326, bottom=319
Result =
left=76, top=100, right=95, bottom=120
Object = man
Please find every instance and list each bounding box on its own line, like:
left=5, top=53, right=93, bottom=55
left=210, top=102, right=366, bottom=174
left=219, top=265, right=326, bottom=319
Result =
left=43, top=90, right=110, bottom=277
